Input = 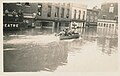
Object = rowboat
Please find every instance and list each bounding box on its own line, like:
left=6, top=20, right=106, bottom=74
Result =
left=60, top=33, right=80, bottom=40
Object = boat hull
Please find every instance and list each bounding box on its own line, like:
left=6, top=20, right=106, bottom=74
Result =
left=60, top=33, right=80, bottom=40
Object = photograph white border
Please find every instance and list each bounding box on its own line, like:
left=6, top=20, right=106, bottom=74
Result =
left=0, top=0, right=120, bottom=76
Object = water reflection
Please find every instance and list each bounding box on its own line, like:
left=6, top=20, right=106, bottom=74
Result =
left=4, top=41, right=68, bottom=72
left=97, top=27, right=118, bottom=56
left=4, top=27, right=118, bottom=72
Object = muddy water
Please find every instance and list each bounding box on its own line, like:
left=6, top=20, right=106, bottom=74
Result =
left=3, top=27, right=118, bottom=72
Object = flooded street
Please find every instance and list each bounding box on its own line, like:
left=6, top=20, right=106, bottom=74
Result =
left=3, top=27, right=118, bottom=72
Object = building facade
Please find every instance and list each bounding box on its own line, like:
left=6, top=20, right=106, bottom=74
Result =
left=3, top=3, right=38, bottom=30
left=98, top=2, right=118, bottom=28
left=35, top=3, right=71, bottom=32
left=3, top=3, right=87, bottom=31
left=69, top=3, right=87, bottom=28
left=86, top=9, right=99, bottom=27
left=98, top=2, right=118, bottom=20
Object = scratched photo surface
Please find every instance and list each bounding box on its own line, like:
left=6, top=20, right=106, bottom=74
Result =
left=3, top=0, right=118, bottom=72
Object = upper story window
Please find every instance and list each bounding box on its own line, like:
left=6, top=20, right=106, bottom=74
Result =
left=103, top=15, right=106, bottom=19
left=38, top=4, right=42, bottom=16
left=94, top=12, right=97, bottom=15
left=82, top=11, right=85, bottom=20
left=94, top=16, right=98, bottom=22
left=109, top=4, right=114, bottom=13
left=55, top=7, right=59, bottom=17
left=78, top=10, right=81, bottom=19
left=74, top=10, right=76, bottom=19
left=47, top=6, right=51, bottom=17
left=61, top=8, right=64, bottom=18
left=67, top=3, right=70, bottom=6
left=66, top=9, right=69, bottom=18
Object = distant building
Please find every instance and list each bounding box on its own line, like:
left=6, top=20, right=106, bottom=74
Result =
left=3, top=3, right=87, bottom=31
left=35, top=3, right=71, bottom=31
left=98, top=2, right=118, bottom=20
left=69, top=3, right=87, bottom=28
left=98, top=19, right=117, bottom=29
left=3, top=3, right=71, bottom=31
left=98, top=2, right=118, bottom=28
left=86, top=9, right=99, bottom=27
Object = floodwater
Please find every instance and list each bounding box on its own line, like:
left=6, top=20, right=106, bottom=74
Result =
left=3, top=26, right=118, bottom=72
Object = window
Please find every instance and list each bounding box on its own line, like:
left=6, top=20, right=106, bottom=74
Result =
left=66, top=9, right=69, bottom=18
left=107, top=24, right=108, bottom=27
left=103, top=15, right=106, bottom=19
left=109, top=24, right=111, bottom=26
left=109, top=6, right=114, bottom=13
left=61, top=8, right=64, bottom=18
left=38, top=4, right=42, bottom=16
left=90, top=16, right=93, bottom=22
left=82, top=11, right=85, bottom=20
left=67, top=3, right=70, bottom=6
left=94, top=16, right=98, bottom=22
left=112, top=24, right=114, bottom=26
left=74, top=10, right=76, bottom=19
left=104, top=23, right=106, bottom=27
left=55, top=7, right=59, bottom=17
left=101, top=23, right=103, bottom=26
left=78, top=10, right=81, bottom=19
left=114, top=16, right=118, bottom=21
left=94, top=12, right=97, bottom=15
left=47, top=6, right=51, bottom=17
left=99, top=23, right=100, bottom=26
left=86, top=16, right=89, bottom=22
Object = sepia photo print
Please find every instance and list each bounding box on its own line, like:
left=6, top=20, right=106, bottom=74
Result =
left=3, top=0, right=118, bottom=72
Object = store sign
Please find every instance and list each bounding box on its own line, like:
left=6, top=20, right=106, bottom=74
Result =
left=4, top=24, right=19, bottom=27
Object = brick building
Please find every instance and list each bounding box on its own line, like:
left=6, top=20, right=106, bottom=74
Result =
left=98, top=2, right=118, bottom=20
left=98, top=2, right=118, bottom=28
left=86, top=9, right=99, bottom=27
left=35, top=3, right=71, bottom=32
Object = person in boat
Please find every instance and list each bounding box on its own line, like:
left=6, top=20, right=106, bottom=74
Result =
left=58, top=29, right=68, bottom=36
left=67, top=28, right=76, bottom=35
left=57, top=29, right=65, bottom=36
left=64, top=28, right=69, bottom=36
